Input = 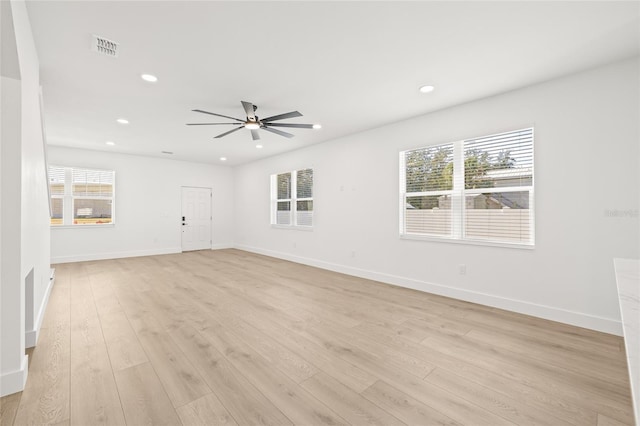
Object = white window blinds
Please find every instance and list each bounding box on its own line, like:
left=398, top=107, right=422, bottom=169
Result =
left=276, top=172, right=292, bottom=225
left=48, top=165, right=115, bottom=226
left=49, top=165, right=66, bottom=195
left=296, top=169, right=313, bottom=227
left=403, top=144, right=454, bottom=237
left=463, top=128, right=534, bottom=244
left=464, top=129, right=533, bottom=190
left=271, top=168, right=314, bottom=228
left=401, top=128, right=534, bottom=246
left=72, top=168, right=115, bottom=197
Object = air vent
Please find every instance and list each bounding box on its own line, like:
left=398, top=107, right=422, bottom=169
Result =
left=91, top=35, right=119, bottom=57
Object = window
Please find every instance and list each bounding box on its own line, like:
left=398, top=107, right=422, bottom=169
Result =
left=48, top=165, right=115, bottom=226
left=400, top=128, right=534, bottom=246
left=271, top=168, right=313, bottom=228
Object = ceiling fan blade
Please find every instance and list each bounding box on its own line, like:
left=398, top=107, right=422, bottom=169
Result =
left=192, top=109, right=245, bottom=123
left=214, top=126, right=244, bottom=138
left=261, top=111, right=303, bottom=122
left=251, top=129, right=260, bottom=141
left=262, top=127, right=294, bottom=138
left=186, top=123, right=239, bottom=126
left=241, top=101, right=256, bottom=121
left=265, top=123, right=314, bottom=129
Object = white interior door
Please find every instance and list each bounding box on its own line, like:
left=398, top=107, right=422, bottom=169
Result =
left=181, top=187, right=212, bottom=251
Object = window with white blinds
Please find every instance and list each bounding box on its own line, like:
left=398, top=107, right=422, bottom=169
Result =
left=275, top=172, right=292, bottom=225
left=271, top=168, right=314, bottom=228
left=400, top=128, right=534, bottom=246
left=48, top=165, right=115, bottom=226
left=403, top=143, right=454, bottom=237
left=296, top=168, right=313, bottom=227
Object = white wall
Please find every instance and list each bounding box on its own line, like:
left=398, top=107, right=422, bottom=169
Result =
left=14, top=0, right=50, bottom=350
left=49, top=147, right=235, bottom=263
left=0, top=75, right=26, bottom=397
left=0, top=0, right=51, bottom=396
left=234, top=58, right=640, bottom=335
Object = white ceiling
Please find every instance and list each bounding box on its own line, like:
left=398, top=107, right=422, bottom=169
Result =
left=26, top=1, right=639, bottom=166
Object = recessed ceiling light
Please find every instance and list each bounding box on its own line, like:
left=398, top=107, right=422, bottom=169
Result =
left=116, top=118, right=129, bottom=124
left=419, top=85, right=435, bottom=93
left=312, top=124, right=322, bottom=129
left=256, top=144, right=263, bottom=149
left=220, top=157, right=227, bottom=161
left=105, top=141, right=115, bottom=146
left=141, top=74, right=158, bottom=83
left=245, top=122, right=260, bottom=130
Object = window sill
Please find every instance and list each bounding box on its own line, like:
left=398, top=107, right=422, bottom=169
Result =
left=400, top=233, right=534, bottom=250
left=271, top=225, right=314, bottom=232
left=51, top=224, right=115, bottom=229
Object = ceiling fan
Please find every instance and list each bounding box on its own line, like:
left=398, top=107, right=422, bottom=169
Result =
left=186, top=101, right=318, bottom=141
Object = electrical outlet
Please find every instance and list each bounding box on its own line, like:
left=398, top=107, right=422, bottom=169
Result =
left=459, top=264, right=467, bottom=275
left=293, top=242, right=297, bottom=248
left=351, top=251, right=356, bottom=258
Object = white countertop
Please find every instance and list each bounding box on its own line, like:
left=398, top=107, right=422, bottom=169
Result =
left=614, top=258, right=639, bottom=426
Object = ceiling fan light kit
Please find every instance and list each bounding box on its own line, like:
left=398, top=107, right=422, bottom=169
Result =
left=187, top=101, right=319, bottom=141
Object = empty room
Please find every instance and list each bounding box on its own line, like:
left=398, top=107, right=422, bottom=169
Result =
left=1, top=1, right=639, bottom=425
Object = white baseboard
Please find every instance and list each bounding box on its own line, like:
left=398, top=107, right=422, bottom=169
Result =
left=212, top=244, right=233, bottom=250
left=51, top=244, right=236, bottom=263
left=51, top=247, right=182, bottom=264
left=235, top=244, right=623, bottom=336
left=0, top=355, right=28, bottom=397
left=26, top=270, right=55, bottom=348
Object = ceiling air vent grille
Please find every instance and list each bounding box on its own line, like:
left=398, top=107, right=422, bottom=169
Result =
left=91, top=35, right=119, bottom=57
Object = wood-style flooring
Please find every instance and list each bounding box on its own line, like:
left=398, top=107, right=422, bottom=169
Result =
left=0, top=249, right=634, bottom=425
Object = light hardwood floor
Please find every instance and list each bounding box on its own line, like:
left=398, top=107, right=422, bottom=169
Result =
left=0, top=249, right=634, bottom=426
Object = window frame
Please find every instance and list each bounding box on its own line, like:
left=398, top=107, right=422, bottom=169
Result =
left=270, top=168, right=314, bottom=230
left=49, top=165, right=116, bottom=228
left=400, top=128, right=534, bottom=248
